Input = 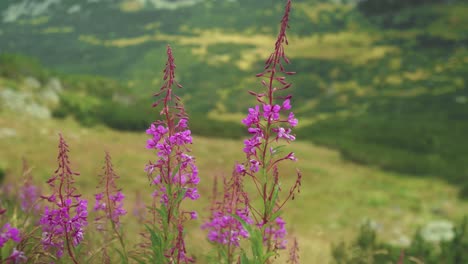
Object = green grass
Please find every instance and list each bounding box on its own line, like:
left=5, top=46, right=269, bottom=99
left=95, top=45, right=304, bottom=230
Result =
left=1, top=111, right=467, bottom=262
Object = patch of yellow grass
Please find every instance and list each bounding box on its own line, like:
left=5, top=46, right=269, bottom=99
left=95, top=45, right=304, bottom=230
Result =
left=403, top=69, right=430, bottom=81
left=206, top=54, right=231, bottom=66
left=17, top=16, right=49, bottom=26
left=120, top=0, right=145, bottom=12
left=42, top=26, right=74, bottom=34
left=78, top=35, right=103, bottom=45
left=297, top=3, right=352, bottom=24
left=144, top=21, right=161, bottom=31
left=77, top=29, right=392, bottom=70
left=385, top=75, right=403, bottom=85
left=383, top=86, right=428, bottom=97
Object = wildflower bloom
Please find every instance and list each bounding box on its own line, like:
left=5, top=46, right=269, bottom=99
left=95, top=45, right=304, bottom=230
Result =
left=19, top=159, right=41, bottom=213
left=236, top=0, right=301, bottom=256
left=39, top=134, right=87, bottom=263
left=145, top=46, right=199, bottom=208
left=7, top=248, right=28, bottom=263
left=0, top=223, right=21, bottom=247
left=202, top=169, right=252, bottom=261
left=94, top=151, right=127, bottom=229
left=19, top=182, right=40, bottom=212
left=264, top=217, right=287, bottom=249
left=94, top=151, right=128, bottom=263
left=144, top=45, right=198, bottom=262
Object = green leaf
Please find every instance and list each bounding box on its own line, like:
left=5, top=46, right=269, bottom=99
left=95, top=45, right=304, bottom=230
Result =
left=266, top=184, right=281, bottom=215
left=262, top=251, right=277, bottom=263
left=233, top=214, right=267, bottom=263
left=145, top=225, right=165, bottom=262
left=115, top=248, right=128, bottom=264
left=156, top=207, right=170, bottom=232
left=176, top=188, right=188, bottom=204
left=241, top=250, right=250, bottom=264
left=171, top=163, right=182, bottom=178
left=129, top=255, right=146, bottom=264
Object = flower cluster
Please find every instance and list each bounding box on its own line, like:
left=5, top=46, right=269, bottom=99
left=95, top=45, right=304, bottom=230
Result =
left=40, top=134, right=87, bottom=263
left=19, top=183, right=40, bottom=212
left=204, top=208, right=252, bottom=246
left=40, top=198, right=88, bottom=257
left=94, top=192, right=125, bottom=227
left=264, top=217, right=287, bottom=249
left=242, top=99, right=298, bottom=171
left=19, top=159, right=41, bottom=213
left=7, top=248, right=28, bottom=263
left=0, top=220, right=27, bottom=263
left=145, top=121, right=200, bottom=204
left=94, top=151, right=126, bottom=229
left=202, top=169, right=252, bottom=257
left=0, top=223, right=21, bottom=247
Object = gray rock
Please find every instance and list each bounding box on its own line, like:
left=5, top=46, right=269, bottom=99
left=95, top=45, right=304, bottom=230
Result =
left=46, top=78, right=63, bottom=92
left=25, top=102, right=51, bottom=119
left=40, top=88, right=60, bottom=106
left=68, top=4, right=81, bottom=14
left=2, top=0, right=61, bottom=23
left=23, top=77, right=41, bottom=90
left=0, top=88, right=51, bottom=119
left=391, top=235, right=411, bottom=247
left=421, top=220, right=454, bottom=243
left=141, top=0, right=202, bottom=10
left=0, top=89, right=30, bottom=110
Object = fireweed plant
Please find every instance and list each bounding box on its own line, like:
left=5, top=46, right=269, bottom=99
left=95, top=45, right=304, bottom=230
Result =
left=40, top=134, right=88, bottom=263
left=0, top=0, right=302, bottom=263
left=19, top=159, right=42, bottom=214
left=204, top=0, right=301, bottom=262
left=139, top=44, right=199, bottom=263
left=0, top=159, right=44, bottom=263
left=93, top=151, right=128, bottom=263
left=0, top=209, right=25, bottom=263
left=202, top=171, right=253, bottom=263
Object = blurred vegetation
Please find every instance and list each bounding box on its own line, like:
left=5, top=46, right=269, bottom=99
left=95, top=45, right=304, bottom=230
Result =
left=0, top=54, right=50, bottom=82
left=332, top=217, right=468, bottom=263
left=0, top=167, right=4, bottom=184
left=0, top=53, right=245, bottom=137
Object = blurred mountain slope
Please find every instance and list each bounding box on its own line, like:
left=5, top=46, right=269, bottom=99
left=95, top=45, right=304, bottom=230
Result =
left=1, top=0, right=468, bottom=193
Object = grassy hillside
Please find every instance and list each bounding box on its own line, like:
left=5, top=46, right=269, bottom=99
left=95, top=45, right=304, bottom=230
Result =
left=1, top=110, right=467, bottom=262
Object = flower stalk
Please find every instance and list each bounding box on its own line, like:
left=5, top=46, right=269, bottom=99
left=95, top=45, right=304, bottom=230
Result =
left=238, top=0, right=301, bottom=260
left=39, top=134, right=87, bottom=263
left=144, top=45, right=199, bottom=263
left=94, top=151, right=128, bottom=263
